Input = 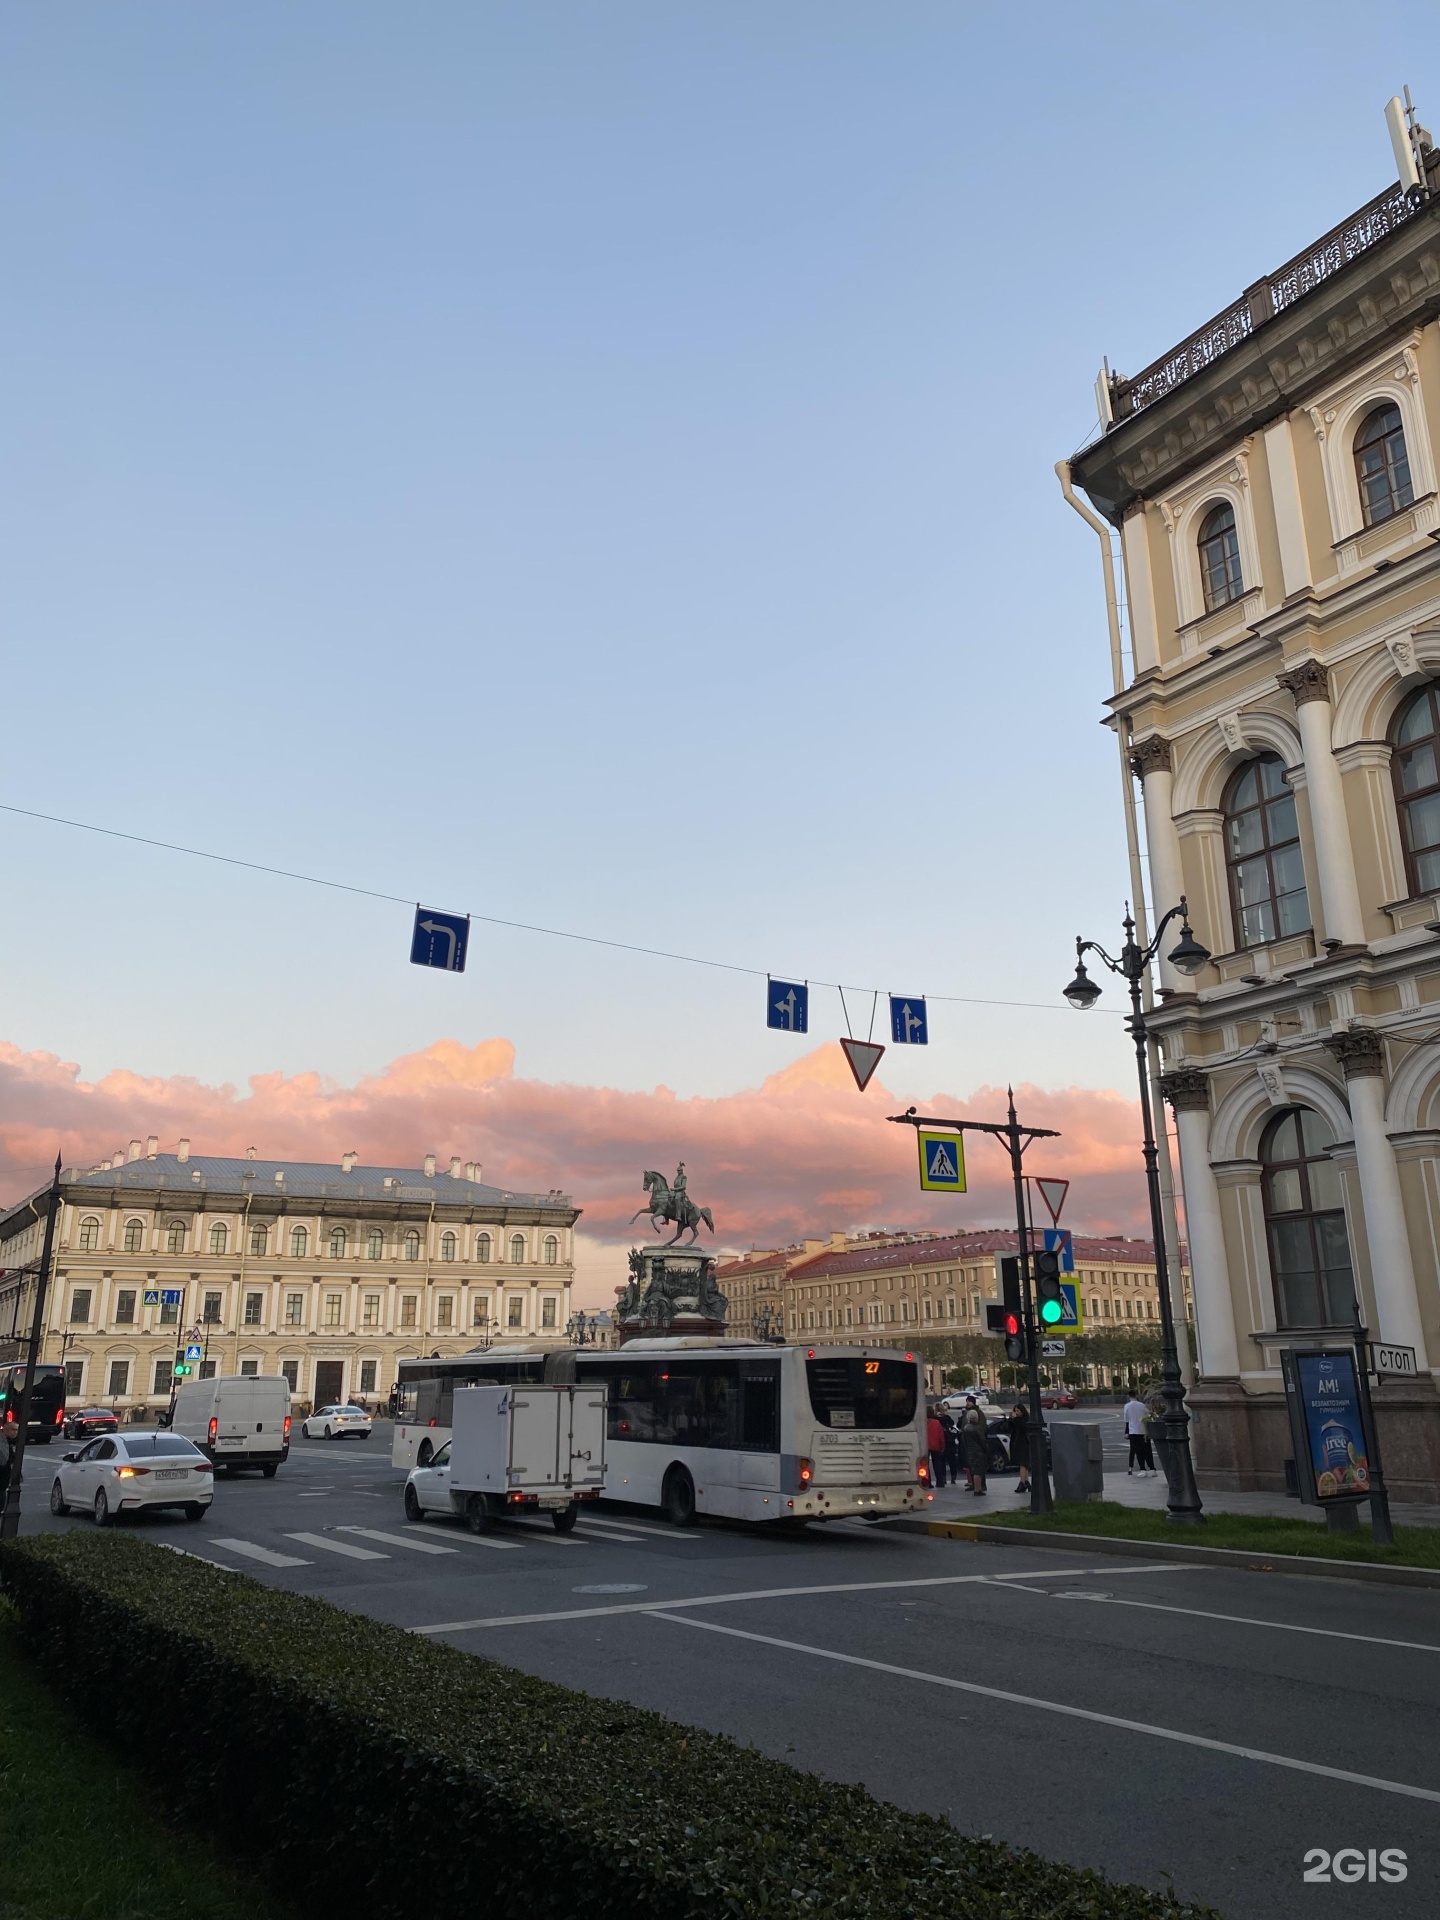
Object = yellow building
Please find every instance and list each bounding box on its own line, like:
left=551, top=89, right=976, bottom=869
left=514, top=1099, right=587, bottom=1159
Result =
left=0, top=1140, right=578, bottom=1414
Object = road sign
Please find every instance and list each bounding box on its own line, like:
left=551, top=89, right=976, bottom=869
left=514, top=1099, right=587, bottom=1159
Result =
left=160, top=1289, right=183, bottom=1306
left=1056, top=1282, right=1083, bottom=1334
left=839, top=1038, right=885, bottom=1092
left=1041, top=1338, right=1067, bottom=1358
left=1043, top=1227, right=1074, bottom=1273
left=1035, top=1178, right=1069, bottom=1224
left=143, top=1290, right=160, bottom=1305
left=917, top=1129, right=967, bottom=1193
left=767, top=979, right=808, bottom=1033
left=1370, top=1342, right=1417, bottom=1378
left=185, top=1344, right=203, bottom=1363
left=410, top=905, right=470, bottom=974
left=889, top=995, right=928, bottom=1045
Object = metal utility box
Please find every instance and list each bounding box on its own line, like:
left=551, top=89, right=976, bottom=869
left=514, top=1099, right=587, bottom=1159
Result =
left=450, top=1384, right=606, bottom=1510
left=1049, top=1421, right=1104, bottom=1503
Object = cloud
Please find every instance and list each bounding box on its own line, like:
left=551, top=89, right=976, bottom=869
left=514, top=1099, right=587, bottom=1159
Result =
left=0, top=1037, right=1150, bottom=1302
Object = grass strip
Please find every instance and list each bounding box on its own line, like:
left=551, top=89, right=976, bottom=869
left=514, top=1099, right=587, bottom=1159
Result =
left=1, top=1530, right=1218, bottom=1920
left=0, top=1600, right=298, bottom=1920
left=981, top=1501, right=1440, bottom=1566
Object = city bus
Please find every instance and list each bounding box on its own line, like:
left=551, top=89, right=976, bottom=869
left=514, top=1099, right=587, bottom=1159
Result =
left=391, top=1350, right=563, bottom=1467
left=0, top=1362, right=66, bottom=1445
left=574, top=1339, right=931, bottom=1526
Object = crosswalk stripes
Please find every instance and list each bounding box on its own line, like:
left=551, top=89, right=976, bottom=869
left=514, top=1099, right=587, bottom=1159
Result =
left=336, top=1526, right=457, bottom=1556
left=285, top=1531, right=387, bottom=1560
left=583, top=1516, right=695, bottom=1542
left=411, top=1526, right=522, bottom=1551
left=212, top=1537, right=313, bottom=1568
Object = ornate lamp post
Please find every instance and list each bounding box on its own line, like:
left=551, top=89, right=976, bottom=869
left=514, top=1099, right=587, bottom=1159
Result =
left=1063, top=899, right=1210, bottom=1524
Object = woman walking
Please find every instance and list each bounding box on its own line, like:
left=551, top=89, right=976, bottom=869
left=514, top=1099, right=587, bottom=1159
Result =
left=1005, top=1400, right=1031, bottom=1495
left=926, top=1405, right=948, bottom=1489
left=960, top=1396, right=989, bottom=1497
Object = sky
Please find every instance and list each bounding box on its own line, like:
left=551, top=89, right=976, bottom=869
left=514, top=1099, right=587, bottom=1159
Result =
left=2, top=5, right=1436, bottom=1299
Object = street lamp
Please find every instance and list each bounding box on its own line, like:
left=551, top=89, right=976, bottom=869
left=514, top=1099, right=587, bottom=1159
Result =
left=1063, top=898, right=1210, bottom=1524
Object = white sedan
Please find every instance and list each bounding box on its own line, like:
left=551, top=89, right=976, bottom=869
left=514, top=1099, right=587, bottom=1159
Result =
left=301, top=1403, right=373, bottom=1441
left=403, top=1440, right=455, bottom=1520
left=50, top=1432, right=213, bottom=1525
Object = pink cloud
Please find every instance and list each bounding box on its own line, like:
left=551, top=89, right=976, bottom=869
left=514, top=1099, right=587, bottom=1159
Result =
left=0, top=1036, right=1150, bottom=1252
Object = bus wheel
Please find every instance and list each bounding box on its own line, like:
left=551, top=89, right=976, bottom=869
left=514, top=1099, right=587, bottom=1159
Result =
left=662, top=1466, right=697, bottom=1528
left=465, top=1494, right=490, bottom=1535
left=417, top=1439, right=434, bottom=1468
left=551, top=1503, right=578, bottom=1534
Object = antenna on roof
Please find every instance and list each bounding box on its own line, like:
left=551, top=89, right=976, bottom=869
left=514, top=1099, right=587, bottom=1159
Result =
left=1386, top=88, right=1432, bottom=194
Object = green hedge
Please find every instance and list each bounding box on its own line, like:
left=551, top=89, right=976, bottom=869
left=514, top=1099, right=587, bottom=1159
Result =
left=0, top=1534, right=1215, bottom=1920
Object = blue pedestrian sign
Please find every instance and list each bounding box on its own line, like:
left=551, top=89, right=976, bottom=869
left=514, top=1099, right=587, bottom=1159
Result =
left=917, top=1128, right=967, bottom=1193
left=767, top=979, right=809, bottom=1033
left=185, top=1343, right=203, bottom=1362
left=1057, top=1282, right=1084, bottom=1333
left=143, top=1290, right=160, bottom=1306
left=889, top=995, right=928, bottom=1045
left=1043, top=1228, right=1074, bottom=1273
left=411, top=905, right=469, bottom=974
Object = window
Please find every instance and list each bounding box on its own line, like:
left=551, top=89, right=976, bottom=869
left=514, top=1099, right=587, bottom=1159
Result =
left=329, top=1227, right=346, bottom=1260
left=123, top=1219, right=144, bottom=1253
left=476, top=1231, right=492, bottom=1263
left=400, top=1295, right=418, bottom=1329
left=1390, top=682, right=1440, bottom=896
left=543, top=1234, right=558, bottom=1265
left=1197, top=502, right=1243, bottom=612
left=244, top=1292, right=263, bottom=1326
left=202, top=1292, right=222, bottom=1325
left=165, top=1221, right=186, bottom=1254
left=403, top=1230, right=421, bottom=1262
left=507, top=1295, right=524, bottom=1328
left=114, top=1289, right=136, bottom=1325
left=69, top=1288, right=92, bottom=1324
left=285, top=1293, right=305, bottom=1326
left=436, top=1230, right=456, bottom=1263
left=209, top=1222, right=227, bottom=1255
left=359, top=1360, right=377, bottom=1394
left=1262, top=1108, right=1355, bottom=1329
left=509, top=1234, right=526, bottom=1264
left=107, top=1360, right=130, bottom=1398
left=160, top=1294, right=180, bottom=1326
left=541, top=1294, right=557, bottom=1329
left=436, top=1295, right=454, bottom=1329
left=280, top=1359, right=299, bottom=1392
left=290, top=1226, right=308, bottom=1258
left=78, top=1216, right=100, bottom=1251
left=250, top=1224, right=268, bottom=1258
left=1353, top=403, right=1413, bottom=527
left=473, top=1294, right=491, bottom=1328
left=367, top=1229, right=383, bottom=1260
left=153, top=1358, right=173, bottom=1396
left=324, top=1293, right=344, bottom=1328
left=200, top=1359, right=217, bottom=1380
left=362, top=1293, right=381, bottom=1328
left=63, top=1360, right=84, bottom=1398
left=239, top=1360, right=258, bottom=1378
left=1224, top=755, right=1310, bottom=947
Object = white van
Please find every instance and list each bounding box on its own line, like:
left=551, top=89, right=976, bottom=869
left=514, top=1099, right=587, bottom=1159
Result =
left=170, top=1375, right=291, bottom=1476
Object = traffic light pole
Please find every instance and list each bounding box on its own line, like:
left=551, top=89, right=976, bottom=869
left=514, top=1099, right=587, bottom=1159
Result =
left=890, top=1101, right=1056, bottom=1516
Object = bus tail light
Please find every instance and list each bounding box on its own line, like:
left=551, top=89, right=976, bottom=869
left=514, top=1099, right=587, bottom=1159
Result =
left=917, top=1457, right=931, bottom=1484
left=208, top=1417, right=218, bottom=1444
left=797, top=1458, right=813, bottom=1489
left=54, top=1406, right=64, bottom=1423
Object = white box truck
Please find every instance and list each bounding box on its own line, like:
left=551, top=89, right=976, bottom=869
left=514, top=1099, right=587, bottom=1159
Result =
left=449, top=1383, right=605, bottom=1533
left=170, top=1375, right=292, bottom=1476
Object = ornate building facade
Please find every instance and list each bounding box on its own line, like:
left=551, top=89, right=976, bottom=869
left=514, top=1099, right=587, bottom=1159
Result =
left=1069, top=117, right=1440, bottom=1496
left=0, top=1140, right=578, bottom=1413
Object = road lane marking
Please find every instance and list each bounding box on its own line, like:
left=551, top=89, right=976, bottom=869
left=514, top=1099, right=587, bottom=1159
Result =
left=411, top=1526, right=523, bottom=1552
left=586, top=1516, right=701, bottom=1541
left=1045, top=1589, right=1440, bottom=1654
left=336, top=1526, right=458, bottom=1556
left=653, top=1614, right=1440, bottom=1805
left=285, top=1532, right=387, bottom=1560
left=213, top=1537, right=312, bottom=1568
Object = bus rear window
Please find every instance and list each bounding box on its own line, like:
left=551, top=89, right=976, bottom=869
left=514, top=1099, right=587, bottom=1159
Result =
left=806, top=1358, right=917, bottom=1430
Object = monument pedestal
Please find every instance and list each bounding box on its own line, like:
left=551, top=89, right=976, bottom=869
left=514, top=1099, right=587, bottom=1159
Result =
left=615, top=1245, right=729, bottom=1342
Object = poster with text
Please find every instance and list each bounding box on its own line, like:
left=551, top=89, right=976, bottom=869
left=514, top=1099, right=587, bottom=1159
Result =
left=1294, top=1351, right=1369, bottom=1500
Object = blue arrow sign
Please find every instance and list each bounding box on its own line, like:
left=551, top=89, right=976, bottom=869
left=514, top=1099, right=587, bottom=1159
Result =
left=411, top=906, right=470, bottom=974
left=889, top=995, right=928, bottom=1045
left=767, top=979, right=809, bottom=1033
left=160, top=1289, right=183, bottom=1305
left=1043, top=1228, right=1074, bottom=1273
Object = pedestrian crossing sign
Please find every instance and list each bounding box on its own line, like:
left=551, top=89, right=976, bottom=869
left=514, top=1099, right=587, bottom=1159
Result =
left=917, top=1129, right=967, bottom=1193
left=1057, top=1282, right=1084, bottom=1333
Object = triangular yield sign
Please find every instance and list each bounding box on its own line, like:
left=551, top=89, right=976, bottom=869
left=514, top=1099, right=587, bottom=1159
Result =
left=1035, top=1177, right=1070, bottom=1225
left=839, top=1038, right=885, bottom=1092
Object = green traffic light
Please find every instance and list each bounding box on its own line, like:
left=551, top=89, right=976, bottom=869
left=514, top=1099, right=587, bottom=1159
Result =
left=1039, top=1298, right=1064, bottom=1325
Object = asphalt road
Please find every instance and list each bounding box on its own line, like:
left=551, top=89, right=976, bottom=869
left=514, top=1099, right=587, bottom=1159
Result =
left=14, top=1429, right=1440, bottom=1920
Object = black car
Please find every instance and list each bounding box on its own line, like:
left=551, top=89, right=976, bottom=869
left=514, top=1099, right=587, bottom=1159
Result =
left=64, top=1406, right=120, bottom=1440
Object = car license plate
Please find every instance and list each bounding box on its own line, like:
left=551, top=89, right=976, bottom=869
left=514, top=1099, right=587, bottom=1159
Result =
left=156, top=1468, right=187, bottom=1480
left=216, top=1436, right=244, bottom=1449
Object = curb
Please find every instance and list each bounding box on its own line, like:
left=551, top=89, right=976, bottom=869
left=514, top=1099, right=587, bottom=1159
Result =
left=884, top=1516, right=1440, bottom=1589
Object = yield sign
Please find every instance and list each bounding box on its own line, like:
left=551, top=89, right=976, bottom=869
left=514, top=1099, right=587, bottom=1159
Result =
left=1035, top=1178, right=1069, bottom=1225
left=839, top=1038, right=885, bottom=1092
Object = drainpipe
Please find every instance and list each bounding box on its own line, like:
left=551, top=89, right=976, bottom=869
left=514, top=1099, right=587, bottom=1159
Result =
left=1056, top=460, right=1194, bottom=1386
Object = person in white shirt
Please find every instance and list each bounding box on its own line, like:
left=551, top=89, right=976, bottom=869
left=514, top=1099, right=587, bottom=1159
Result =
left=1122, top=1394, right=1152, bottom=1475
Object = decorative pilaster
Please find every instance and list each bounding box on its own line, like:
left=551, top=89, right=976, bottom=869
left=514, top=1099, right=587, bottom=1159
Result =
left=1129, top=735, right=1173, bottom=782
left=1276, top=658, right=1366, bottom=948
left=1131, top=735, right=1189, bottom=987
left=1161, top=1068, right=1210, bottom=1112
left=1161, top=1066, right=1240, bottom=1378
left=1323, top=1026, right=1385, bottom=1078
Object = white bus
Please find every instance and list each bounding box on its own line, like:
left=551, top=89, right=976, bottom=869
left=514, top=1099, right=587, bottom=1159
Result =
left=392, top=1351, right=554, bottom=1468
left=575, top=1338, right=932, bottom=1526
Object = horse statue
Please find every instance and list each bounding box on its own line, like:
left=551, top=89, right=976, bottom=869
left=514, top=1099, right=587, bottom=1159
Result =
left=630, top=1164, right=715, bottom=1246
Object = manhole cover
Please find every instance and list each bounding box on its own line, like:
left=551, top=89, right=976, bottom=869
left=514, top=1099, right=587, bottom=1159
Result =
left=573, top=1583, right=648, bottom=1595
left=1054, top=1590, right=1111, bottom=1601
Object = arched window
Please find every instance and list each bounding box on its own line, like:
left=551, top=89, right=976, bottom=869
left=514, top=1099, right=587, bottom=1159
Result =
left=329, top=1226, right=346, bottom=1260
left=367, top=1228, right=384, bottom=1260
left=476, top=1231, right=492, bottom=1263
left=510, top=1233, right=526, bottom=1264
left=77, top=1216, right=100, bottom=1251
left=1353, top=404, right=1414, bottom=527
left=290, top=1226, right=308, bottom=1259
left=123, top=1218, right=144, bottom=1253
left=440, top=1230, right=457, bottom=1262
left=543, top=1234, right=558, bottom=1265
left=250, top=1224, right=268, bottom=1258
left=1390, top=682, right=1440, bottom=897
left=209, top=1222, right=227, bottom=1256
left=403, top=1229, right=421, bottom=1262
left=166, top=1220, right=186, bottom=1254
left=1197, top=502, right=1243, bottom=612
left=1261, top=1108, right=1354, bottom=1328
left=1224, top=755, right=1310, bottom=947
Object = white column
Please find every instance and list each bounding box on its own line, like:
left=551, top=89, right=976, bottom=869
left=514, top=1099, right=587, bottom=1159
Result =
left=1280, top=662, right=1366, bottom=948
left=1131, top=736, right=1188, bottom=989
left=1163, top=1072, right=1242, bottom=1377
left=1330, top=1033, right=1430, bottom=1366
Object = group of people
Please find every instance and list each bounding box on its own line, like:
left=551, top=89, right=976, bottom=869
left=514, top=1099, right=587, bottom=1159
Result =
left=925, top=1397, right=1031, bottom=1499
left=1123, top=1390, right=1161, bottom=1475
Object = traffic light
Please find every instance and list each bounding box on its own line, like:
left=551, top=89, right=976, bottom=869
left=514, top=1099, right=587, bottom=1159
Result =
left=1034, top=1248, right=1066, bottom=1327
left=173, top=1348, right=192, bottom=1379
left=1001, top=1307, right=1026, bottom=1364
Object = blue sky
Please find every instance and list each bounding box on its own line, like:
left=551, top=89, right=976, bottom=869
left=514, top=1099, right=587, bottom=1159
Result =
left=2, top=3, right=1436, bottom=1113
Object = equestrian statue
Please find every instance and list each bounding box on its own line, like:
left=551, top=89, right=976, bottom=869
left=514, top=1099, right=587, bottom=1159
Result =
left=630, top=1161, right=715, bottom=1246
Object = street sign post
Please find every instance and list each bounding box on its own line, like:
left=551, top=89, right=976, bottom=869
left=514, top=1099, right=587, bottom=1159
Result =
left=1056, top=1282, right=1084, bottom=1335
left=767, top=979, right=809, bottom=1033
left=839, top=1038, right=885, bottom=1092
left=888, top=996, right=928, bottom=1045
left=1035, top=1177, right=1069, bottom=1224
left=917, top=1129, right=966, bottom=1193
left=410, top=905, right=470, bottom=974
left=1370, top=1342, right=1417, bottom=1378
left=184, top=1343, right=203, bottom=1363
left=160, top=1289, right=183, bottom=1306
left=1041, top=1338, right=1067, bottom=1359
left=1043, top=1227, right=1074, bottom=1272
left=143, top=1290, right=160, bottom=1306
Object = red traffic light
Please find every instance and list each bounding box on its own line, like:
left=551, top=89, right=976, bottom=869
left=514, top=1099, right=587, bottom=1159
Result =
left=1003, top=1310, right=1022, bottom=1339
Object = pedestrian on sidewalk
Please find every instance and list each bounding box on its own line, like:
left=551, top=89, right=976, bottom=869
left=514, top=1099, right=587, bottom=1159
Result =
left=1123, top=1391, right=1151, bottom=1474
left=941, top=1407, right=961, bottom=1486
left=1005, top=1400, right=1032, bottom=1494
left=960, top=1396, right=989, bottom=1496
left=926, top=1406, right=948, bottom=1489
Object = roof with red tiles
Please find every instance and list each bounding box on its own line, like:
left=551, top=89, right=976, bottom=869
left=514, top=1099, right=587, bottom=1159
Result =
left=778, top=1229, right=1160, bottom=1283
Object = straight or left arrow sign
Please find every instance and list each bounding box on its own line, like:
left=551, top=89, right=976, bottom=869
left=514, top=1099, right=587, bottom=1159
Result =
left=411, top=906, right=470, bottom=974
